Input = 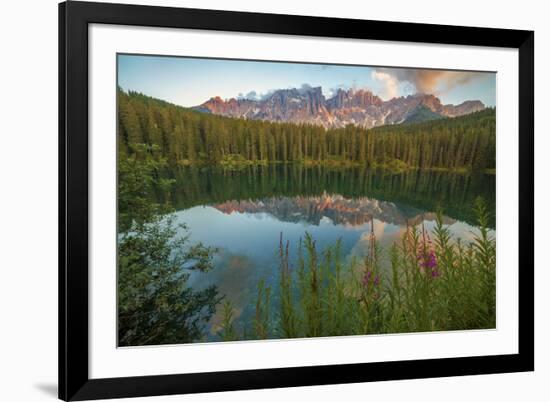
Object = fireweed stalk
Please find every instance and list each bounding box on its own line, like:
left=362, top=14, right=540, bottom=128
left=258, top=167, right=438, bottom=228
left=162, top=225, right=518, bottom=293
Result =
left=356, top=216, right=384, bottom=333
left=362, top=216, right=381, bottom=295
left=418, top=219, right=440, bottom=278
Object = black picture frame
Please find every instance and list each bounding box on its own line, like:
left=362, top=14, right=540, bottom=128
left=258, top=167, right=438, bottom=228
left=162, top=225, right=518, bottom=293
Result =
left=59, top=1, right=534, bottom=400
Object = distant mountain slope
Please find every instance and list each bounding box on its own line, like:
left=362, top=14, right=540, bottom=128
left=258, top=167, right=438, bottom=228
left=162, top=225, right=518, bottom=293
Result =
left=194, top=86, right=485, bottom=129
left=403, top=105, right=445, bottom=124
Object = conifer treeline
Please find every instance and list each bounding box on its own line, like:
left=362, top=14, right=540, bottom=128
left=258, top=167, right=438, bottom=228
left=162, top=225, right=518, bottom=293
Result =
left=118, top=89, right=496, bottom=170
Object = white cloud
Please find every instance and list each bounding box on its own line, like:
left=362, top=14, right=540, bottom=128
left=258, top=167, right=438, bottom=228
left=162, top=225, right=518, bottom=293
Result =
left=371, top=70, right=400, bottom=99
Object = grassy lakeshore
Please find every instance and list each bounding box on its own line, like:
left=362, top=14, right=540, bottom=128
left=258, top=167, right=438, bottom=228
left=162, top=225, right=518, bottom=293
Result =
left=217, top=200, right=496, bottom=341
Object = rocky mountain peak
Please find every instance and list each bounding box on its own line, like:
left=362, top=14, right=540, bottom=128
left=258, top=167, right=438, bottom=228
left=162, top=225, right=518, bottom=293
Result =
left=195, top=86, right=486, bottom=129
left=327, top=88, right=383, bottom=110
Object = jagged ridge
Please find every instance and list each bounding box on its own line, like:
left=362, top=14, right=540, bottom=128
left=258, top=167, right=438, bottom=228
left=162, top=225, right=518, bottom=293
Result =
left=194, top=87, right=485, bottom=129
left=213, top=193, right=456, bottom=227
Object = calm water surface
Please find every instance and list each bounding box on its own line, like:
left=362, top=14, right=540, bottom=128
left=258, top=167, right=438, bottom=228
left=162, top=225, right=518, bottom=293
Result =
left=167, top=165, right=495, bottom=336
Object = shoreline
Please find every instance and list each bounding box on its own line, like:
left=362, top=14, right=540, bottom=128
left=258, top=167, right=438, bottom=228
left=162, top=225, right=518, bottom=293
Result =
left=176, top=159, right=496, bottom=175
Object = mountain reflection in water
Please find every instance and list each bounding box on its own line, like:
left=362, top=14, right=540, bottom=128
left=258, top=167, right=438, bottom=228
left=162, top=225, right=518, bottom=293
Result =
left=176, top=190, right=492, bottom=338
left=212, top=192, right=456, bottom=227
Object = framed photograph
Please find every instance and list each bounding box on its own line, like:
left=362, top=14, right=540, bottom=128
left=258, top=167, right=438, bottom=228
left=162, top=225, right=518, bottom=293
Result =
left=59, top=1, right=534, bottom=400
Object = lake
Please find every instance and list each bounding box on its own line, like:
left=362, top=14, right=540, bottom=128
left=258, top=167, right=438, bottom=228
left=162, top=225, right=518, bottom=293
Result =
left=167, top=165, right=495, bottom=338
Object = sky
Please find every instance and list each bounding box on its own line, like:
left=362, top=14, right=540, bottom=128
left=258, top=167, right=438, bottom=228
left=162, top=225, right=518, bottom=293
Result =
left=117, top=54, right=496, bottom=108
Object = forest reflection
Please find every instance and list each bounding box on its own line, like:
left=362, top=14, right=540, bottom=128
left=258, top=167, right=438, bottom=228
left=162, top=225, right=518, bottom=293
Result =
left=165, top=165, right=495, bottom=227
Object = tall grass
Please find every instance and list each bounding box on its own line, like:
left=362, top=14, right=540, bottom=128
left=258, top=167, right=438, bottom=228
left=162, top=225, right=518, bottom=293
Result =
left=218, top=198, right=496, bottom=340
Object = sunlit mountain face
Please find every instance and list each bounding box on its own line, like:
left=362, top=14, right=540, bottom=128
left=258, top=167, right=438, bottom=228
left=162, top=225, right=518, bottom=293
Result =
left=211, top=192, right=456, bottom=228
left=194, top=87, right=486, bottom=129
